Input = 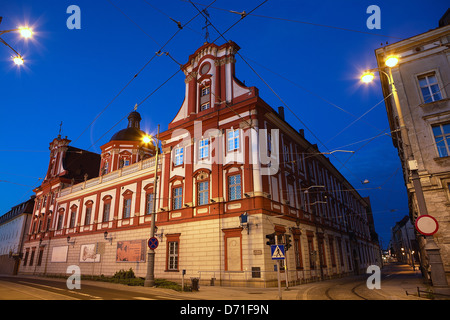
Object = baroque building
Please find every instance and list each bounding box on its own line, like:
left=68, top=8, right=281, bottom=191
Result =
left=19, top=41, right=380, bottom=287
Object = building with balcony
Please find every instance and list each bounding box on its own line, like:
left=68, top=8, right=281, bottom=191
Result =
left=19, top=41, right=380, bottom=287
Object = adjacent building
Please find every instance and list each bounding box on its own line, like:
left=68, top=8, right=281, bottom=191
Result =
left=19, top=41, right=380, bottom=287
left=390, top=216, right=419, bottom=268
left=374, top=13, right=450, bottom=284
left=0, top=196, right=35, bottom=274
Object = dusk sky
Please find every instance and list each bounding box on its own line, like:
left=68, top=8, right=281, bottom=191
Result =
left=1, top=0, right=448, bottom=248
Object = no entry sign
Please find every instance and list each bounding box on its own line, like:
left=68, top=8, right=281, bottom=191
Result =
left=415, top=215, right=439, bottom=236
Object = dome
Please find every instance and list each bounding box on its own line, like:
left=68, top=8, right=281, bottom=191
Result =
left=109, top=127, right=145, bottom=142
left=109, top=110, right=145, bottom=142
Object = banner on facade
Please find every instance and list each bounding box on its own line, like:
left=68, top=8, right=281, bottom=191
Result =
left=79, top=243, right=101, bottom=262
left=116, top=240, right=146, bottom=262
left=51, top=246, right=68, bottom=262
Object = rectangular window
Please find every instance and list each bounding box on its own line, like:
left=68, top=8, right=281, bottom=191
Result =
left=174, top=147, right=184, bottom=166
left=198, top=181, right=209, bottom=205
left=23, top=250, right=29, bottom=266
left=228, top=174, right=242, bottom=201
left=227, top=129, right=239, bottom=151
left=57, top=214, right=63, bottom=230
left=168, top=241, right=179, bottom=270
left=123, top=198, right=131, bottom=219
left=145, top=193, right=154, bottom=215
left=294, top=237, right=303, bottom=269
left=29, top=249, right=35, bottom=267
left=37, top=249, right=44, bottom=266
left=201, top=102, right=210, bottom=111
left=173, top=187, right=183, bottom=210
left=84, top=207, right=92, bottom=226
left=103, top=203, right=111, bottom=222
left=418, top=73, right=442, bottom=103
left=283, top=144, right=290, bottom=163
left=199, top=138, right=209, bottom=159
left=201, top=86, right=210, bottom=96
left=432, top=123, right=450, bottom=157
left=69, top=210, right=76, bottom=228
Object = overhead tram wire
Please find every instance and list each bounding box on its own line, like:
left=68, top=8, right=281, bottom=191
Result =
left=189, top=0, right=373, bottom=186
left=241, top=54, right=395, bottom=140
left=182, top=0, right=404, bottom=40
left=71, top=0, right=219, bottom=146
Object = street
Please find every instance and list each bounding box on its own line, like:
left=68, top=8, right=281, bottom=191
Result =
left=0, top=263, right=431, bottom=301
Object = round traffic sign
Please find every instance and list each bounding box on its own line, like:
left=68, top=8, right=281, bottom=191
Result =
left=148, top=237, right=159, bottom=249
left=415, top=215, right=439, bottom=236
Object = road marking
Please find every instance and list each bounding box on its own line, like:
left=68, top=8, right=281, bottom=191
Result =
left=133, top=296, right=156, bottom=300
left=19, top=281, right=102, bottom=300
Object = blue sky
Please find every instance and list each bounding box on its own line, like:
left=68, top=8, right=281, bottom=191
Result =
left=1, top=0, right=448, bottom=247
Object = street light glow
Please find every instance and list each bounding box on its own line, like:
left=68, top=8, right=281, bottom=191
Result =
left=19, top=27, right=33, bottom=38
left=142, top=135, right=152, bottom=144
left=361, top=72, right=374, bottom=83
left=385, top=56, right=399, bottom=68
left=13, top=56, right=24, bottom=65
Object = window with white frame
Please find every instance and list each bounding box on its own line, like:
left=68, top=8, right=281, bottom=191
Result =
left=432, top=123, right=450, bottom=157
left=84, top=207, right=92, bottom=226
left=199, top=138, right=209, bottom=159
left=173, top=187, right=183, bottom=210
left=168, top=241, right=179, bottom=270
left=123, top=198, right=132, bottom=219
left=201, top=86, right=210, bottom=96
left=227, top=129, right=239, bottom=151
left=418, top=73, right=443, bottom=103
left=198, top=181, right=209, bottom=205
left=145, top=193, right=154, bottom=215
left=174, top=147, right=184, bottom=166
left=228, top=174, right=242, bottom=201
left=201, top=102, right=210, bottom=111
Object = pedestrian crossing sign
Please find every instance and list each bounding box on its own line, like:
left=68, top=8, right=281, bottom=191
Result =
left=270, top=245, right=285, bottom=260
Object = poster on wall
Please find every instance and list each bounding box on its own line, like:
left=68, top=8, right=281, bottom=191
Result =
left=116, top=240, right=146, bottom=262
left=51, top=246, right=68, bottom=262
left=79, top=243, right=100, bottom=262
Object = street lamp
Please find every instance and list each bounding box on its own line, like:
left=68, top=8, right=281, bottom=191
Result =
left=0, top=17, right=33, bottom=66
left=361, top=54, right=449, bottom=292
left=144, top=125, right=160, bottom=287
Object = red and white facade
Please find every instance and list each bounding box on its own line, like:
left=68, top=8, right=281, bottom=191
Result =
left=20, top=42, right=380, bottom=287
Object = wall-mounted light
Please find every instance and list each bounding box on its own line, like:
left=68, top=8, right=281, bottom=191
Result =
left=240, top=212, right=254, bottom=234
left=104, top=231, right=113, bottom=244
left=154, top=226, right=164, bottom=240
left=67, top=236, right=75, bottom=246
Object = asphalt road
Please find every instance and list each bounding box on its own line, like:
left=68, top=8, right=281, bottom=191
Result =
left=0, top=275, right=188, bottom=300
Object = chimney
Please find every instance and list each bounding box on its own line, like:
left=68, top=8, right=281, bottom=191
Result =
left=299, top=129, right=304, bottom=137
left=278, top=106, right=285, bottom=120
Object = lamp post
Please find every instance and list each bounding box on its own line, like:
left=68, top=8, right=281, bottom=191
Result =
left=0, top=18, right=33, bottom=65
left=144, top=125, right=160, bottom=287
left=361, top=56, right=449, bottom=292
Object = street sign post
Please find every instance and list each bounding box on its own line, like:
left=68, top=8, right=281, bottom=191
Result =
left=271, top=244, right=285, bottom=260
left=148, top=237, right=159, bottom=250
left=415, top=215, right=439, bottom=236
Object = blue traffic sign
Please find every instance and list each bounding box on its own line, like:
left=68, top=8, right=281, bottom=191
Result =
left=148, top=237, right=159, bottom=250
left=270, top=244, right=285, bottom=260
